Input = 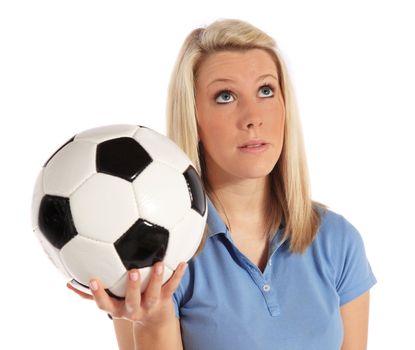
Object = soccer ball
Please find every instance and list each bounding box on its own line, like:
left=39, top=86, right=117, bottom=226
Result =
left=31, top=124, right=207, bottom=298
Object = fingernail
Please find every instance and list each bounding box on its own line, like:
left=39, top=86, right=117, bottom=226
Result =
left=155, top=263, right=163, bottom=275
left=89, top=280, right=98, bottom=291
left=182, top=263, right=188, bottom=271
left=129, top=271, right=139, bottom=281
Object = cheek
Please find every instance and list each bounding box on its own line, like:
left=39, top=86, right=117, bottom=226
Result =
left=198, top=121, right=232, bottom=163
left=200, top=122, right=227, bottom=152
left=198, top=109, right=230, bottom=144
left=273, top=115, right=285, bottom=150
left=276, top=109, right=285, bottom=134
left=269, top=100, right=285, bottom=134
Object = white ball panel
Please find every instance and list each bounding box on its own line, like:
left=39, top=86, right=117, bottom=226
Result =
left=31, top=169, right=44, bottom=229
left=68, top=279, right=93, bottom=296
left=75, top=124, right=139, bottom=144
left=32, top=170, right=73, bottom=280
left=164, top=209, right=207, bottom=270
left=108, top=266, right=149, bottom=296
left=160, top=265, right=174, bottom=290
left=106, top=271, right=128, bottom=297
left=43, top=140, right=96, bottom=197
left=33, top=227, right=72, bottom=279
left=110, top=267, right=150, bottom=296
left=108, top=265, right=173, bottom=295
left=70, top=173, right=139, bottom=243
left=61, top=235, right=126, bottom=288
left=140, top=265, right=173, bottom=293
left=133, top=162, right=191, bottom=230
left=136, top=266, right=151, bottom=292
left=133, top=127, right=191, bottom=173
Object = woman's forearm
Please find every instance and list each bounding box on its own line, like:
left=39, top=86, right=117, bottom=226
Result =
left=133, top=318, right=183, bottom=350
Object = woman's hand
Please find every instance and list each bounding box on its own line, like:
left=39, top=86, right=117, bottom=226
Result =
left=66, top=261, right=187, bottom=328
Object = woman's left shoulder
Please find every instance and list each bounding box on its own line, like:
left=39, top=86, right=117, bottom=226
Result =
left=313, top=206, right=377, bottom=304
left=314, top=206, right=365, bottom=249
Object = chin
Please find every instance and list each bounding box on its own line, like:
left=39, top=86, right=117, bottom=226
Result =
left=234, top=163, right=275, bottom=180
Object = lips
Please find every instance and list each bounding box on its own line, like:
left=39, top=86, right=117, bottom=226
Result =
left=237, top=140, right=270, bottom=154
left=238, top=140, right=268, bottom=149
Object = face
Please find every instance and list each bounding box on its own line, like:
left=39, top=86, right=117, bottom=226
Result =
left=195, top=49, right=285, bottom=184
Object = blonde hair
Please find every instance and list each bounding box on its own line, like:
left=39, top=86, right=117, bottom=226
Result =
left=166, top=19, right=325, bottom=254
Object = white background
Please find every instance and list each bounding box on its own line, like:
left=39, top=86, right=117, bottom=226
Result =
left=1, top=0, right=414, bottom=349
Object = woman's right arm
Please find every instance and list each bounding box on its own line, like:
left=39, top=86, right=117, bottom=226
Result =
left=113, top=317, right=182, bottom=350
left=67, top=261, right=186, bottom=350
left=113, top=319, right=134, bottom=350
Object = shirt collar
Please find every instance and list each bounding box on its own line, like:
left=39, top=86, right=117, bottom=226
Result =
left=206, top=196, right=286, bottom=244
left=206, top=196, right=228, bottom=238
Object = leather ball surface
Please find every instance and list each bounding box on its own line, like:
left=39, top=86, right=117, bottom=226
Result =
left=32, top=124, right=207, bottom=297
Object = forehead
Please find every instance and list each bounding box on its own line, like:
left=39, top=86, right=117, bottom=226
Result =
left=196, top=49, right=278, bottom=82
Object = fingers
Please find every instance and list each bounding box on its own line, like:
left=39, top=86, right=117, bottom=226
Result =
left=68, top=261, right=188, bottom=323
left=66, top=282, right=94, bottom=300
left=162, top=262, right=188, bottom=296
left=89, top=278, right=118, bottom=315
left=141, top=261, right=165, bottom=309
left=124, top=269, right=142, bottom=317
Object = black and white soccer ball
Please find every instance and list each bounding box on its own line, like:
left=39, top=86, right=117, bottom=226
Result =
left=31, top=124, right=207, bottom=298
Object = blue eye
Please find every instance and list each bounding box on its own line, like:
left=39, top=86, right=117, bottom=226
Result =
left=215, top=91, right=234, bottom=104
left=258, top=85, right=274, bottom=97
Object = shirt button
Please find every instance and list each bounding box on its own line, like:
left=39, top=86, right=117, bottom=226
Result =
left=263, top=284, right=271, bottom=292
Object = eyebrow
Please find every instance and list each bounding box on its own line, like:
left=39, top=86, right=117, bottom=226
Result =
left=206, top=74, right=279, bottom=88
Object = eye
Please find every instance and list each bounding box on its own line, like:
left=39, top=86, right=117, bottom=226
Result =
left=258, top=85, right=274, bottom=98
left=215, top=90, right=234, bottom=104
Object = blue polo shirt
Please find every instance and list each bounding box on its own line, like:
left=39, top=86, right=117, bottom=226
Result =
left=172, top=199, right=377, bottom=350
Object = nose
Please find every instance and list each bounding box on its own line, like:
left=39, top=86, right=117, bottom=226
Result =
left=246, top=120, right=262, bottom=129
left=239, top=99, right=263, bottom=130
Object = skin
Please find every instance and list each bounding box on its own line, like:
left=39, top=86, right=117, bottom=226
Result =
left=340, top=290, right=370, bottom=350
left=196, top=48, right=370, bottom=349
left=67, top=262, right=185, bottom=350
left=196, top=49, right=286, bottom=183
left=68, top=48, right=370, bottom=350
left=196, top=49, right=285, bottom=266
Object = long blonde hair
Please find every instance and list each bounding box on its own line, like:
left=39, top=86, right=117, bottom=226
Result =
left=166, top=19, right=325, bottom=254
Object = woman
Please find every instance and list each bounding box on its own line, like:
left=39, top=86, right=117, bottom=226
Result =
left=69, top=19, right=377, bottom=350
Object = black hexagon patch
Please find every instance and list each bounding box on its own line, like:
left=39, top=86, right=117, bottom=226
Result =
left=38, top=195, right=78, bottom=249
left=183, top=165, right=206, bottom=216
left=96, top=137, right=152, bottom=182
left=114, top=219, right=169, bottom=270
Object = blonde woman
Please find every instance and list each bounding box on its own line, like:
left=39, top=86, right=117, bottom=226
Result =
left=69, top=19, right=377, bottom=350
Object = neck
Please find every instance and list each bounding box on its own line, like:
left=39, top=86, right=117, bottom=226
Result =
left=206, top=173, right=270, bottom=236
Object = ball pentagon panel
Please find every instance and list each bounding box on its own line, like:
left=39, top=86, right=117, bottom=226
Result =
left=96, top=137, right=153, bottom=182
left=38, top=195, right=78, bottom=249
left=183, top=165, right=207, bottom=217
left=114, top=219, right=169, bottom=270
left=32, top=163, right=73, bottom=279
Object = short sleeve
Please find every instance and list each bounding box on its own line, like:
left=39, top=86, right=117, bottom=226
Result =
left=332, top=216, right=377, bottom=306
left=172, top=288, right=181, bottom=319
left=171, top=263, right=192, bottom=319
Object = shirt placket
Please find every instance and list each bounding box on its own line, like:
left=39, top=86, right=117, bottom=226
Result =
left=227, top=229, right=283, bottom=317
